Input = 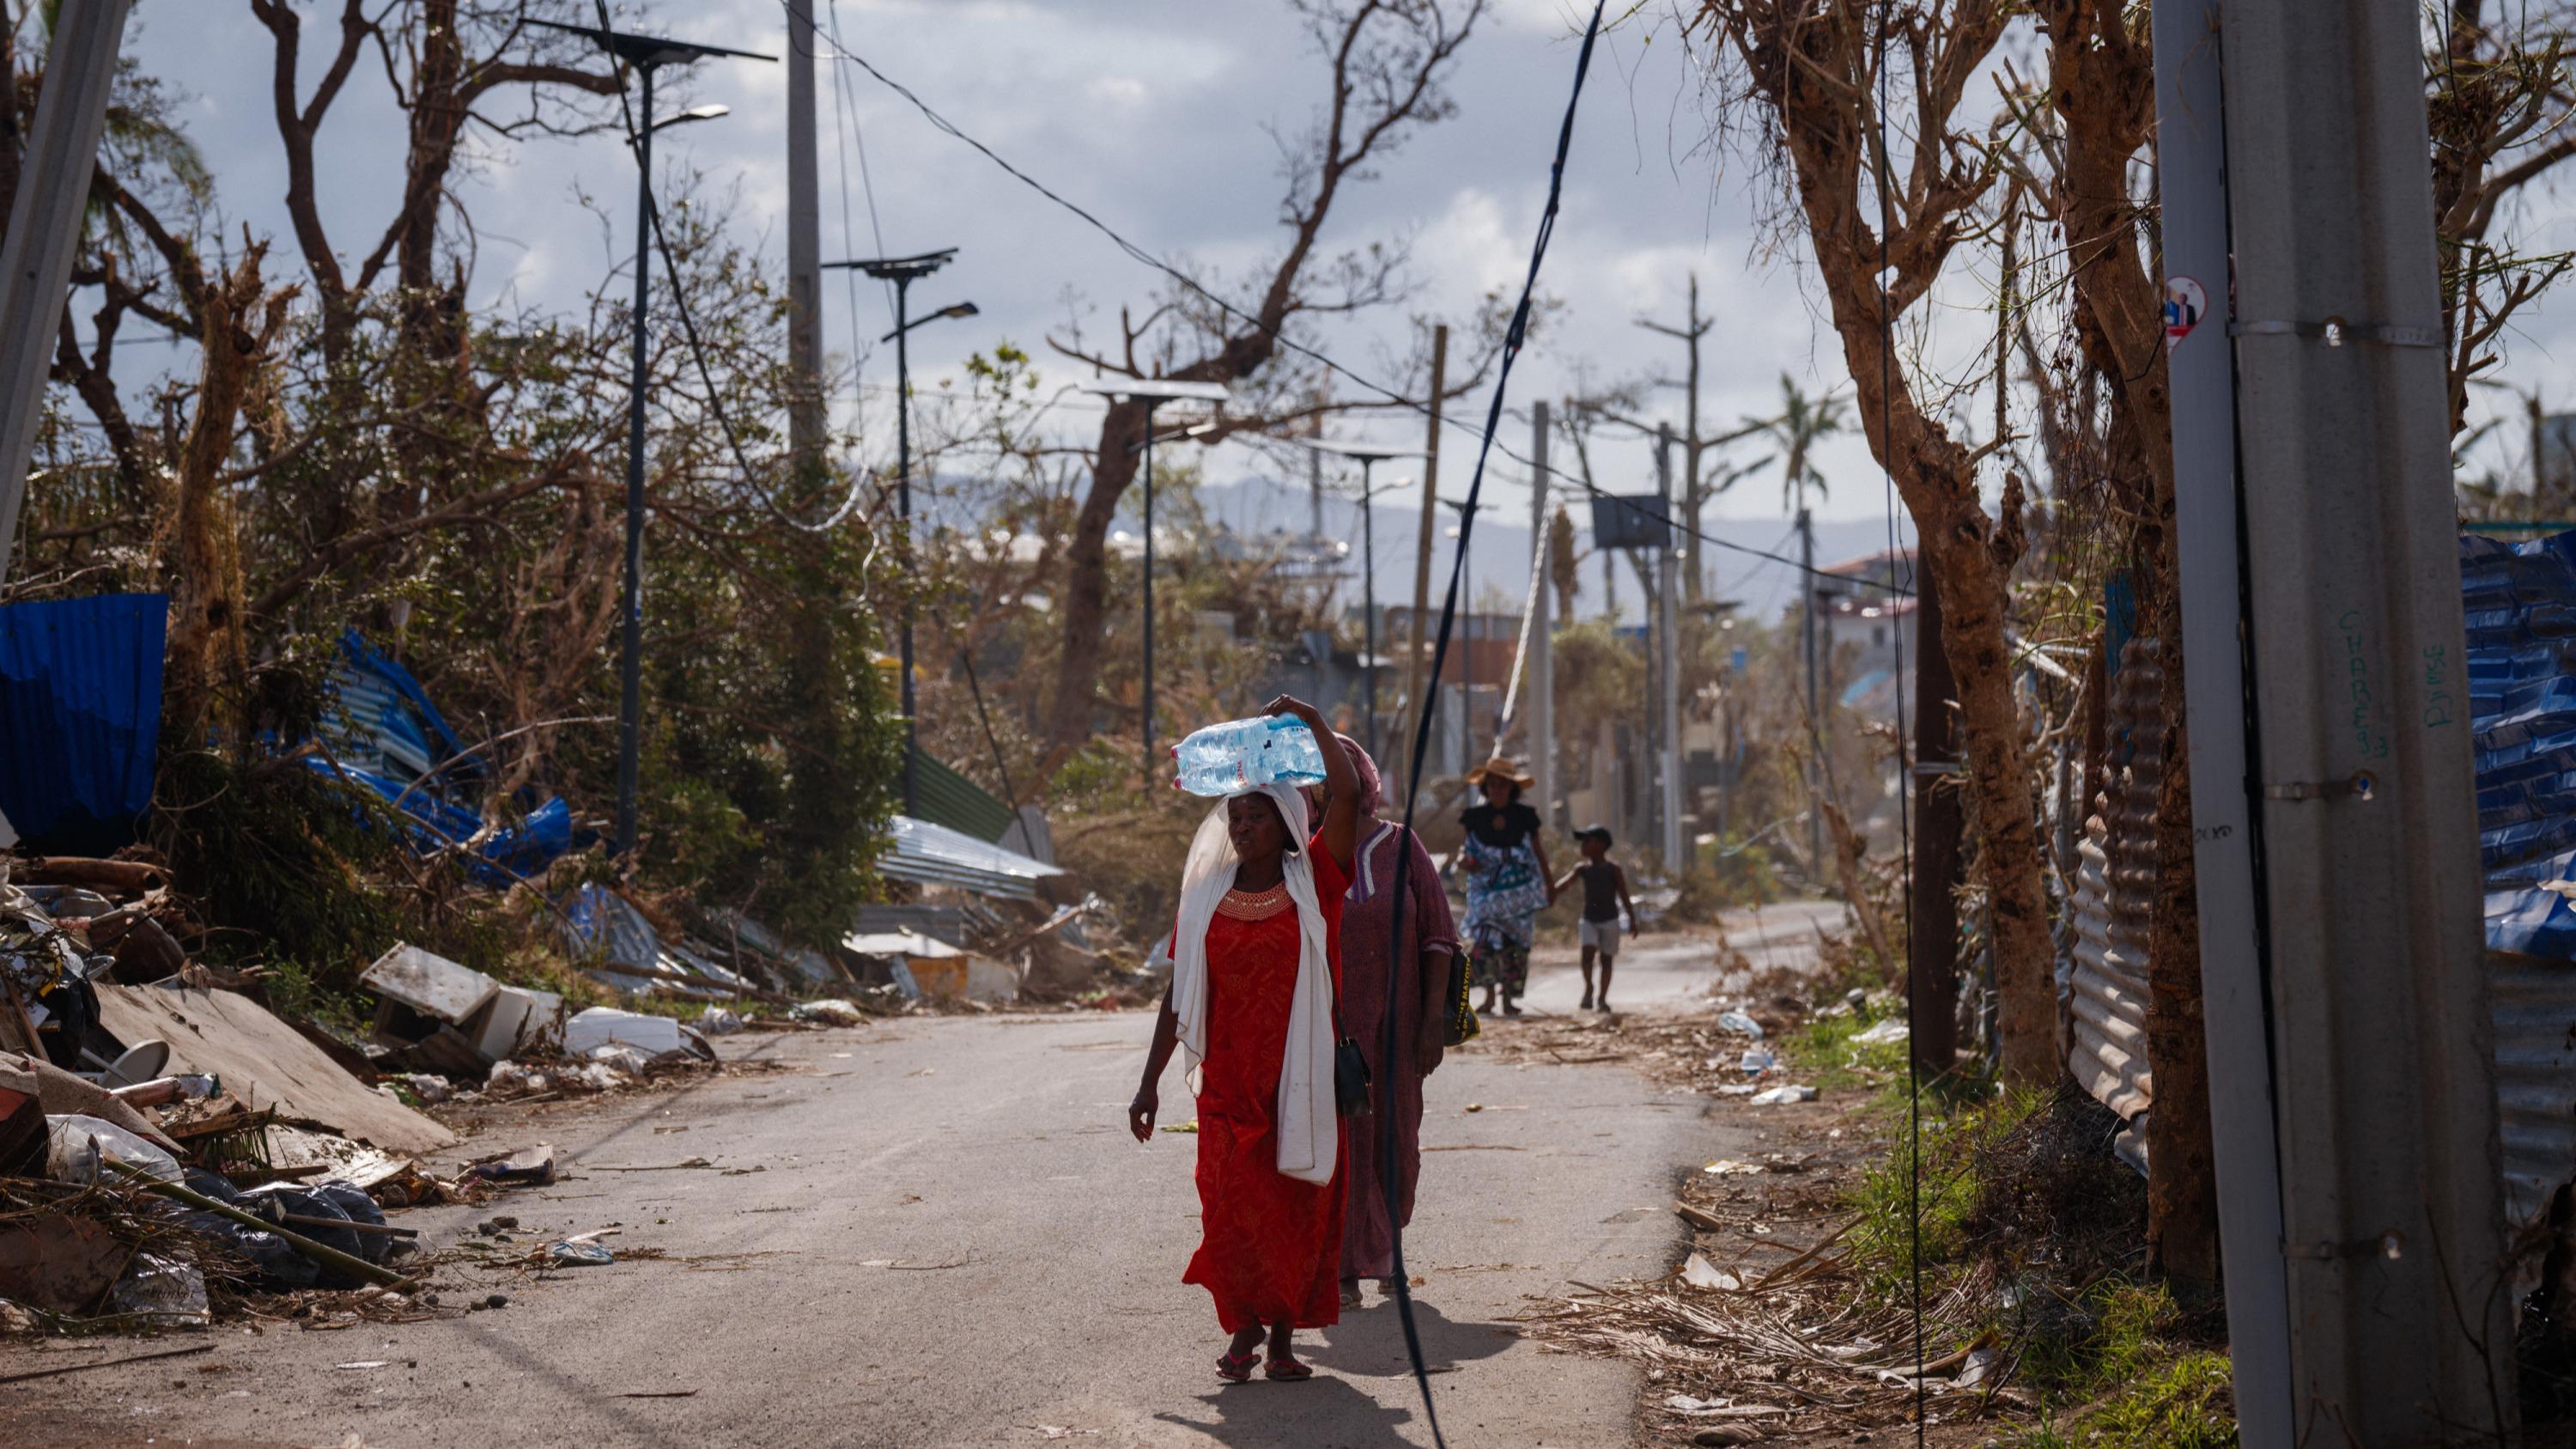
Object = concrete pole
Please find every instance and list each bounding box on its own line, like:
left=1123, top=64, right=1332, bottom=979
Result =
left=1530, top=403, right=1556, bottom=826
left=1656, top=424, right=1683, bottom=873
left=2222, top=0, right=2511, bottom=1436
left=1799, top=506, right=1822, bottom=877
left=784, top=0, right=822, bottom=470
left=2152, top=3, right=2293, bottom=1441
left=1406, top=325, right=1448, bottom=788
left=0, top=0, right=135, bottom=581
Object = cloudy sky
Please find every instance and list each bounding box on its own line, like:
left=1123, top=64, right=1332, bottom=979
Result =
left=118, top=1, right=2576, bottom=601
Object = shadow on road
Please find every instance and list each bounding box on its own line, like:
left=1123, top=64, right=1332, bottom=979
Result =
left=1303, top=1297, right=1516, bottom=1377
left=1155, top=1378, right=1419, bottom=1448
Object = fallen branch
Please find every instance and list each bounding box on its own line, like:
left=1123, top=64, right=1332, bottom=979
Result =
left=0, top=1342, right=215, bottom=1384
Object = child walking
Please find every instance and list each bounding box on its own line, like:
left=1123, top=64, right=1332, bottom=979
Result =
left=1554, top=825, right=1637, bottom=1013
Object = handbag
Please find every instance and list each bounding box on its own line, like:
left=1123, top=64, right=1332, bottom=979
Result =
left=1330, top=995, right=1373, bottom=1118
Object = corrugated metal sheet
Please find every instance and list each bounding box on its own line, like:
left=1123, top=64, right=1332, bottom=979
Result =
left=2463, top=533, right=2576, bottom=1223
left=2066, top=637, right=2158, bottom=1125
left=911, top=747, right=1015, bottom=843
left=881, top=815, right=1065, bottom=901
left=0, top=594, right=167, bottom=852
left=320, top=629, right=475, bottom=789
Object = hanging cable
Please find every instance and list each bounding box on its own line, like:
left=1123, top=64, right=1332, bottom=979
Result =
left=1356, top=4, right=1611, bottom=1443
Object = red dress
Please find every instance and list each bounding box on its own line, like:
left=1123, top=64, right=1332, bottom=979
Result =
left=1182, top=833, right=1350, bottom=1333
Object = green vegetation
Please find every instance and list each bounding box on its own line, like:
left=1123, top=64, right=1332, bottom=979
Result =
left=1794, top=1020, right=2236, bottom=1446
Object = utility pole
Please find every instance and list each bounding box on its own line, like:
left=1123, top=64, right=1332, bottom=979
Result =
left=1799, top=506, right=1822, bottom=876
left=1656, top=424, right=1683, bottom=873
left=1907, top=574, right=1960, bottom=1079
left=1530, top=402, right=1557, bottom=826
left=2220, top=0, right=2510, bottom=1438
left=1309, top=398, right=1327, bottom=543
left=1406, top=324, right=1448, bottom=786
left=0, top=0, right=135, bottom=582
left=784, top=0, right=822, bottom=469
left=1637, top=277, right=1712, bottom=604
left=2154, top=1, right=2292, bottom=1440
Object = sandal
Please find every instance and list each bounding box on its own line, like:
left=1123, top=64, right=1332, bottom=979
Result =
left=1217, top=1350, right=1259, bottom=1383
left=1265, top=1356, right=1315, bottom=1382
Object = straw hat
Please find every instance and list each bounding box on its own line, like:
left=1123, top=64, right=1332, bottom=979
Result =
left=1464, top=756, right=1536, bottom=790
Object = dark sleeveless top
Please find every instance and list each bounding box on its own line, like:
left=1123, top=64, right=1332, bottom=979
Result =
left=1576, top=860, right=1621, bottom=922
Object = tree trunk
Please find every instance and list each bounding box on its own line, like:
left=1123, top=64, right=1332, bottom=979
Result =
left=2148, top=661, right=2221, bottom=1290
left=166, top=247, right=288, bottom=741
left=1044, top=398, right=1149, bottom=758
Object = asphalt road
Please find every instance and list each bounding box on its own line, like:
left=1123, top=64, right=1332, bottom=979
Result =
left=2, top=954, right=1790, bottom=1449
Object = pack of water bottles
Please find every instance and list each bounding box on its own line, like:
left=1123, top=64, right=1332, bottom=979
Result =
left=1172, top=715, right=1331, bottom=796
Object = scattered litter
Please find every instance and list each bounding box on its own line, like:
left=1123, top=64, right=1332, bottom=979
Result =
left=1159, top=1119, right=1199, bottom=1134
left=1463, top=1103, right=1484, bottom=1113
left=1680, top=1254, right=1741, bottom=1291
left=336, top=1361, right=390, bottom=1371
left=1702, top=1159, right=1765, bottom=1176
left=698, top=1008, right=745, bottom=1036
left=1736, top=1048, right=1775, bottom=1075
left=1955, top=1345, right=1996, bottom=1388
left=1714, top=1084, right=1758, bottom=1097
left=790, top=998, right=870, bottom=1026
left=1747, top=1085, right=1816, bottom=1105
left=463, top=1143, right=556, bottom=1188
left=1716, top=1010, right=1764, bottom=1039
left=562, top=1008, right=714, bottom=1062
left=547, top=1241, right=614, bottom=1267
left=1852, top=1018, right=1910, bottom=1046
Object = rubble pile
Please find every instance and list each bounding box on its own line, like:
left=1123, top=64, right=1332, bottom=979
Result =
left=0, top=877, right=774, bottom=1340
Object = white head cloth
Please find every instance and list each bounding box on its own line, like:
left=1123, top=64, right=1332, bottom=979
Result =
left=1166, top=782, right=1338, bottom=1186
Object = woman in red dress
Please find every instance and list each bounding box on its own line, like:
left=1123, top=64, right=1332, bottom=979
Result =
left=1130, top=696, right=1363, bottom=1383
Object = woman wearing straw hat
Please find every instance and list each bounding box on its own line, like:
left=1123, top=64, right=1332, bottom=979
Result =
left=1458, top=756, right=1554, bottom=1017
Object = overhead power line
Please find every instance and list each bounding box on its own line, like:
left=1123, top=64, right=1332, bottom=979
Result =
left=778, top=4, right=1913, bottom=600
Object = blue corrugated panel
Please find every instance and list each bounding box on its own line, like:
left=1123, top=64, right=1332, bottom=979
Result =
left=0, top=594, right=167, bottom=853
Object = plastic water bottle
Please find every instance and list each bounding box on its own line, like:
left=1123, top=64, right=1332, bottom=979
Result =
left=1172, top=715, right=1330, bottom=796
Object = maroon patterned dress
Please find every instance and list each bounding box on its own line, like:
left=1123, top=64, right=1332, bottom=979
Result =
left=1337, top=822, right=1460, bottom=1281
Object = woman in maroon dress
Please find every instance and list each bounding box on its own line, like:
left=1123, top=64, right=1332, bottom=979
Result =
left=1315, top=737, right=1458, bottom=1304
left=1130, top=696, right=1362, bottom=1383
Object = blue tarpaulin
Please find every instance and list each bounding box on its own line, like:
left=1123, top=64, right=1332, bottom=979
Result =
left=0, top=594, right=167, bottom=853
left=2462, top=533, right=2576, bottom=956
left=310, top=630, right=572, bottom=886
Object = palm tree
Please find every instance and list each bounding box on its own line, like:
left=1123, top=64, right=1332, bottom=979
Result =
left=1748, top=374, right=1848, bottom=514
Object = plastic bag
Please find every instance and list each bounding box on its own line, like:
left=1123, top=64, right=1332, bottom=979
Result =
left=44, top=1113, right=181, bottom=1184
left=109, top=1253, right=209, bottom=1328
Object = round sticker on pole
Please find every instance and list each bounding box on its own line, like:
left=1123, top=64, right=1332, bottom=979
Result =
left=2163, top=276, right=2208, bottom=352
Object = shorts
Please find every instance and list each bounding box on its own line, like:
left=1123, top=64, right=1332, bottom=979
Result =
left=1578, top=917, right=1622, bottom=957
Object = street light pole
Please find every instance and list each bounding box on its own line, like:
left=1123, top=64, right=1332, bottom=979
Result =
left=1084, top=379, right=1230, bottom=783
left=1293, top=437, right=1425, bottom=764
left=824, top=251, right=969, bottom=819
left=538, top=17, right=770, bottom=860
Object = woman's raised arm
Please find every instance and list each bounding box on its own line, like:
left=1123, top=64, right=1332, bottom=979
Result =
left=1264, top=694, right=1358, bottom=872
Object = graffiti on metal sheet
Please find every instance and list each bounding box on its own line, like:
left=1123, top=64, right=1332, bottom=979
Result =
left=2339, top=609, right=2391, bottom=760
left=2422, top=642, right=2455, bottom=728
